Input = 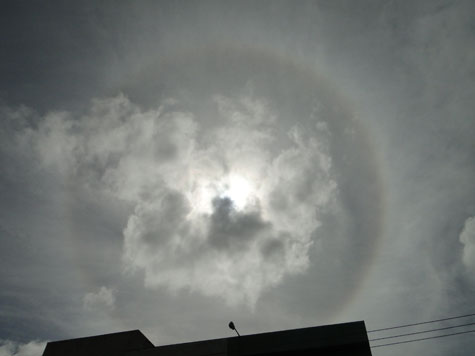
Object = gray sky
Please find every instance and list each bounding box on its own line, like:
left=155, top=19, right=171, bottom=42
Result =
left=1, top=1, right=474, bottom=355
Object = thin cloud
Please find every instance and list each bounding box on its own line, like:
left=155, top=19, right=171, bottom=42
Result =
left=460, top=216, right=475, bottom=272
left=0, top=340, right=46, bottom=356
left=83, top=286, right=116, bottom=311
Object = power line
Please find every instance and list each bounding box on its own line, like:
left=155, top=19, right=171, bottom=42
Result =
left=369, top=321, right=475, bottom=342
left=370, top=329, right=475, bottom=348
left=367, top=312, right=475, bottom=333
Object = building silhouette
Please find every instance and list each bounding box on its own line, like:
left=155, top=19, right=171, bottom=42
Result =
left=42, top=321, right=372, bottom=356
left=41, top=330, right=153, bottom=356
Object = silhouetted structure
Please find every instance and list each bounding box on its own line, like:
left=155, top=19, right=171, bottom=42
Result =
left=42, top=330, right=153, bottom=356
left=42, top=321, right=372, bottom=356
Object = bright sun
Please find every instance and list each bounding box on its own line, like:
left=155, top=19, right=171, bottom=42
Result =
left=190, top=172, right=257, bottom=214
left=220, top=174, right=255, bottom=211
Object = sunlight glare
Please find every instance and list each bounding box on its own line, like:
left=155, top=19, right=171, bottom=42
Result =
left=221, top=174, right=255, bottom=211
left=189, top=172, right=257, bottom=215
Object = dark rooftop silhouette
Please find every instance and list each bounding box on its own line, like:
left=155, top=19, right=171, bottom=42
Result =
left=42, top=321, right=372, bottom=356
left=42, top=329, right=154, bottom=356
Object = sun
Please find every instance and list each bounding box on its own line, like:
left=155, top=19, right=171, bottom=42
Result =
left=189, top=172, right=257, bottom=215
left=220, top=173, right=255, bottom=211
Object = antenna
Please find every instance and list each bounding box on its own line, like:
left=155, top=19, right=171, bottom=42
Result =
left=228, top=321, right=241, bottom=337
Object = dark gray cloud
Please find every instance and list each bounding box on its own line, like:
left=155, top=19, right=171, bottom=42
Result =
left=208, top=197, right=271, bottom=250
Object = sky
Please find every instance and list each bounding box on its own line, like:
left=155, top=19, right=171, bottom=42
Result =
left=0, top=1, right=474, bottom=355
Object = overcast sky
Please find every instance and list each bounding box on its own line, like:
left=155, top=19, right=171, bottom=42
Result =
left=1, top=1, right=474, bottom=356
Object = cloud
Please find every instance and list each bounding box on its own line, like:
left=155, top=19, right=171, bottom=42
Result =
left=460, top=216, right=475, bottom=271
left=83, top=286, right=116, bottom=311
left=1, top=2, right=474, bottom=354
left=207, top=196, right=271, bottom=250
left=16, top=93, right=337, bottom=308
left=0, top=340, right=46, bottom=356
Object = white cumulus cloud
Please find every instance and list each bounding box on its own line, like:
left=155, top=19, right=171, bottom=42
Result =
left=0, top=340, right=46, bottom=356
left=83, top=286, right=116, bottom=311
left=21, top=94, right=337, bottom=308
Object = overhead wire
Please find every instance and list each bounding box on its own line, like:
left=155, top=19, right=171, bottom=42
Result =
left=369, top=321, right=475, bottom=342
left=367, top=312, right=475, bottom=349
left=367, top=312, right=475, bottom=333
left=370, top=329, right=475, bottom=348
